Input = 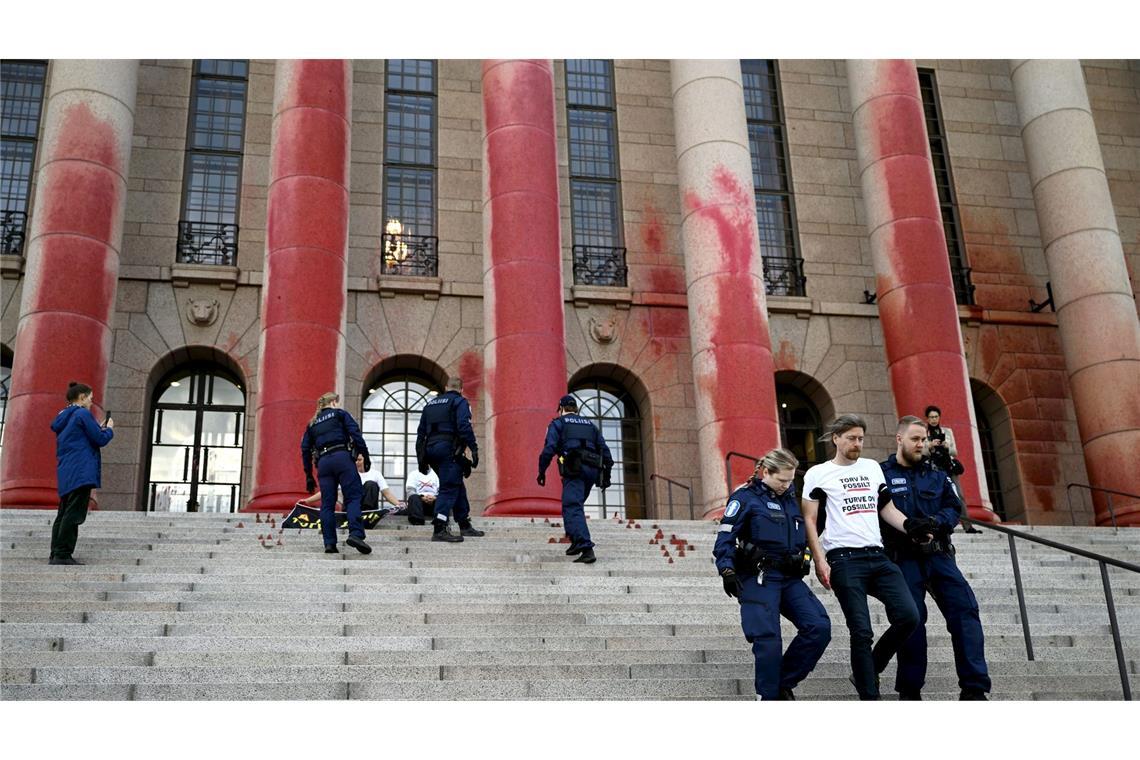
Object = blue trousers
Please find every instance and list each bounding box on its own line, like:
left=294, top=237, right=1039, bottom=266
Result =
left=560, top=468, right=595, bottom=550
left=828, top=549, right=920, bottom=700
left=894, top=553, right=991, bottom=695
left=427, top=442, right=470, bottom=524
left=738, top=570, right=831, bottom=699
left=317, top=450, right=364, bottom=547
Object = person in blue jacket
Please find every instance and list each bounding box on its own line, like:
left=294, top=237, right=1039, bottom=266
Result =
left=880, top=415, right=991, bottom=700
left=301, top=392, right=373, bottom=554
left=415, top=376, right=483, bottom=542
left=713, top=448, right=831, bottom=700
left=537, top=395, right=613, bottom=565
left=49, top=381, right=114, bottom=565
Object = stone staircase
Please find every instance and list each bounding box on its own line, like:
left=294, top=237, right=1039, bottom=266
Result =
left=2, top=509, right=1138, bottom=700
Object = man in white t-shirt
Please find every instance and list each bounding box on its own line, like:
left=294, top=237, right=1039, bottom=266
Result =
left=405, top=466, right=440, bottom=526
left=300, top=455, right=402, bottom=512
left=801, top=413, right=924, bottom=700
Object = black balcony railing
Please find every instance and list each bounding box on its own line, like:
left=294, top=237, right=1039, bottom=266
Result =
left=762, top=255, right=807, bottom=297
left=176, top=220, right=238, bottom=266
left=1, top=210, right=28, bottom=256
left=381, top=232, right=438, bottom=277
left=573, top=244, right=627, bottom=287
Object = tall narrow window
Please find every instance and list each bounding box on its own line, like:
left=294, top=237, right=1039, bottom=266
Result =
left=918, top=68, right=974, bottom=305
left=570, top=381, right=645, bottom=520
left=361, top=375, right=441, bottom=500
left=177, top=60, right=248, bottom=267
left=973, top=396, right=1006, bottom=521
left=382, top=60, right=437, bottom=277
left=145, top=364, right=246, bottom=513
left=1, top=60, right=47, bottom=257
left=741, top=60, right=804, bottom=297
left=566, top=60, right=626, bottom=287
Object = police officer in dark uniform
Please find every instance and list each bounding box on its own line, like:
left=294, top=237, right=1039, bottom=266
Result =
left=880, top=415, right=991, bottom=700
left=537, top=395, right=613, bottom=565
left=301, top=392, right=373, bottom=554
left=714, top=448, right=831, bottom=700
left=415, top=376, right=483, bottom=542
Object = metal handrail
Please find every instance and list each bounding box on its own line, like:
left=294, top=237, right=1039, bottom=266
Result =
left=649, top=474, right=694, bottom=520
left=724, top=451, right=760, bottom=499
left=1066, top=483, right=1140, bottom=531
left=961, top=515, right=1139, bottom=700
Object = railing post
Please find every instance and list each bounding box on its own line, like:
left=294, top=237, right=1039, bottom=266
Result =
left=1008, top=533, right=1034, bottom=661
left=688, top=487, right=694, bottom=521
left=1099, top=561, right=1131, bottom=700
left=667, top=482, right=675, bottom=520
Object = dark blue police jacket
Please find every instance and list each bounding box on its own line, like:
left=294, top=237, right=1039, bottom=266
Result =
left=300, top=407, right=369, bottom=476
left=538, top=413, right=613, bottom=477
left=416, top=391, right=477, bottom=454
left=879, top=453, right=962, bottom=552
left=713, top=479, right=807, bottom=575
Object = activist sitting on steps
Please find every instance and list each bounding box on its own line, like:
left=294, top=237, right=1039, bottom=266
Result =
left=299, top=454, right=403, bottom=513
left=300, top=392, right=373, bottom=555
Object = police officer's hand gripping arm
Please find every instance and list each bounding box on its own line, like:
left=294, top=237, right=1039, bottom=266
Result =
left=300, top=428, right=317, bottom=494
left=536, top=419, right=560, bottom=487
left=800, top=491, right=830, bottom=590
left=713, top=495, right=746, bottom=598
left=876, top=484, right=935, bottom=543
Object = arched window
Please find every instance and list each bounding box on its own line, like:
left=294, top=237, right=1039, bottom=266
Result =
left=0, top=346, right=12, bottom=458
left=777, top=382, right=823, bottom=488
left=361, top=373, right=441, bottom=500
left=971, top=379, right=1021, bottom=522
left=569, top=381, right=645, bottom=520
left=972, top=390, right=1007, bottom=520
left=145, top=364, right=246, bottom=512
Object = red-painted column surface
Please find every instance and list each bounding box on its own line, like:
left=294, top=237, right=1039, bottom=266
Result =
left=1012, top=60, right=1140, bottom=526
left=1, top=61, right=138, bottom=510
left=480, top=60, right=566, bottom=517
left=847, top=60, right=996, bottom=523
left=246, top=60, right=352, bottom=513
left=671, top=61, right=781, bottom=518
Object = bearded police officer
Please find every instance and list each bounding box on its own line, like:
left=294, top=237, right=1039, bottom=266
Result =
left=415, top=376, right=483, bottom=542
left=714, top=448, right=831, bottom=700
left=537, top=395, right=613, bottom=564
left=301, top=392, right=373, bottom=554
left=880, top=416, right=991, bottom=700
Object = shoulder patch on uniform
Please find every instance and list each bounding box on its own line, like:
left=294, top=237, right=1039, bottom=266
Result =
left=724, top=500, right=741, bottom=518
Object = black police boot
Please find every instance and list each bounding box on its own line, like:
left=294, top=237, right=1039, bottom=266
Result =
left=49, top=557, right=82, bottom=565
left=565, top=544, right=584, bottom=556
left=777, top=688, right=796, bottom=701
left=346, top=536, right=372, bottom=554
left=573, top=548, right=596, bottom=564
left=899, top=690, right=923, bottom=701
left=959, top=688, right=988, bottom=701
left=432, top=522, right=463, bottom=543
left=324, top=545, right=339, bottom=554
left=458, top=521, right=485, bottom=537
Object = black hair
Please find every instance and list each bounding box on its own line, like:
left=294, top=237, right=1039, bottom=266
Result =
left=924, top=405, right=941, bottom=417
left=66, top=382, right=93, bottom=403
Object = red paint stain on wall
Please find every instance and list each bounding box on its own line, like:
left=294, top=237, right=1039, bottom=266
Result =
left=642, top=203, right=665, bottom=255
left=774, top=339, right=797, bottom=371
left=458, top=351, right=483, bottom=412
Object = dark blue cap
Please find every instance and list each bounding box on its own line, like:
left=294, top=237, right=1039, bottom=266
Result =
left=558, top=394, right=577, bottom=410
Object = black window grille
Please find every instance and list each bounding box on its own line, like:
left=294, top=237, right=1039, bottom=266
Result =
left=361, top=375, right=442, bottom=501
left=918, top=69, right=975, bottom=305
left=177, top=60, right=248, bottom=266
left=973, top=395, right=1006, bottom=521
left=741, top=60, right=805, bottom=297
left=566, top=60, right=626, bottom=287
left=382, top=60, right=438, bottom=277
left=1, top=61, right=47, bottom=256
left=570, top=382, right=645, bottom=520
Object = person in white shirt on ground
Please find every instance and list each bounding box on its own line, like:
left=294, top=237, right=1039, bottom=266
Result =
left=801, top=413, right=926, bottom=700
left=405, top=466, right=440, bottom=526
left=300, top=455, right=402, bottom=512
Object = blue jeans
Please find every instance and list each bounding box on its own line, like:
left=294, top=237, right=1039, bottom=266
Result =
left=561, top=468, right=596, bottom=550
left=426, top=441, right=470, bottom=524
left=894, top=553, right=991, bottom=695
left=739, top=570, right=831, bottom=698
left=317, top=450, right=364, bottom=547
left=827, top=547, right=919, bottom=700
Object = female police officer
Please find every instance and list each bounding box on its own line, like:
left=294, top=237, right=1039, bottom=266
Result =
left=301, top=392, right=373, bottom=554
left=713, top=448, right=831, bottom=700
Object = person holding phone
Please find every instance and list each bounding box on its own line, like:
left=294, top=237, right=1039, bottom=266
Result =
left=49, top=381, right=114, bottom=565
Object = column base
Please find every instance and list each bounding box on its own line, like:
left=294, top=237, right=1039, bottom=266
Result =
left=0, top=487, right=61, bottom=510
left=483, top=495, right=564, bottom=518
left=965, top=505, right=1001, bottom=524
left=244, top=491, right=306, bottom=514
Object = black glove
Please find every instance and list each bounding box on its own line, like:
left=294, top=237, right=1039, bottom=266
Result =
left=904, top=517, right=937, bottom=541
left=721, top=570, right=742, bottom=599
left=537, top=472, right=546, bottom=487
left=471, top=450, right=479, bottom=469
left=305, top=474, right=316, bottom=494
left=600, top=467, right=612, bottom=490
left=418, top=459, right=429, bottom=475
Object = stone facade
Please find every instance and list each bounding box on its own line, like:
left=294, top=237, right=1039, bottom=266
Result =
left=2, top=59, right=1138, bottom=526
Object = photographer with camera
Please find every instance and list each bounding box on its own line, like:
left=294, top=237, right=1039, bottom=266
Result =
left=537, top=394, right=613, bottom=564
left=714, top=448, right=831, bottom=700
left=924, top=404, right=977, bottom=532
left=880, top=416, right=991, bottom=700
